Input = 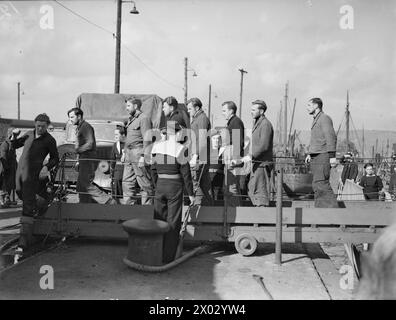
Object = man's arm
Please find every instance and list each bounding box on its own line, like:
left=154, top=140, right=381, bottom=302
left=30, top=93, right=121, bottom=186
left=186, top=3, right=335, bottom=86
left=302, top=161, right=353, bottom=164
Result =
left=141, top=116, right=152, bottom=154
left=321, top=116, right=337, bottom=155
left=76, top=125, right=95, bottom=154
left=11, top=134, right=29, bottom=150
left=46, top=137, right=59, bottom=171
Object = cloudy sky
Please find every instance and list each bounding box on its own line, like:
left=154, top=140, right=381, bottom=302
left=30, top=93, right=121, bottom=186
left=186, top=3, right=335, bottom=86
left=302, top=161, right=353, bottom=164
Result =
left=0, top=0, right=395, bottom=131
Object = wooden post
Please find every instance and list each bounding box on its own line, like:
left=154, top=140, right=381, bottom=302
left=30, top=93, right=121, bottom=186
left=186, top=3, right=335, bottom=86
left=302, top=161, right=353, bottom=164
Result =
left=275, top=167, right=283, bottom=265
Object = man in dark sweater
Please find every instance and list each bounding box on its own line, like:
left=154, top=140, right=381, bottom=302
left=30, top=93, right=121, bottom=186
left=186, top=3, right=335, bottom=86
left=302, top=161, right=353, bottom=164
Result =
left=151, top=118, right=195, bottom=263
left=222, top=101, right=245, bottom=206
left=12, top=114, right=59, bottom=248
left=305, top=98, right=338, bottom=208
left=68, top=108, right=114, bottom=204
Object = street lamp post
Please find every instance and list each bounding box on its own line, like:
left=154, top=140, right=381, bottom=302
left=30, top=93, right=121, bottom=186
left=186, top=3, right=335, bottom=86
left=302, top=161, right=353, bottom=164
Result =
left=184, top=57, right=197, bottom=105
left=238, top=68, right=248, bottom=119
left=114, top=0, right=139, bottom=94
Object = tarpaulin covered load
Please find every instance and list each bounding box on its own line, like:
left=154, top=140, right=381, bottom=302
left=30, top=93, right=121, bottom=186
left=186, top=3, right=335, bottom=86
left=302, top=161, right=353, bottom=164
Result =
left=75, top=93, right=165, bottom=128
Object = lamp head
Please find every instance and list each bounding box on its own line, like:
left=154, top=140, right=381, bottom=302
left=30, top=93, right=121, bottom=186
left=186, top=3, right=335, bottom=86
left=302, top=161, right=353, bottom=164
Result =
left=130, top=4, right=139, bottom=14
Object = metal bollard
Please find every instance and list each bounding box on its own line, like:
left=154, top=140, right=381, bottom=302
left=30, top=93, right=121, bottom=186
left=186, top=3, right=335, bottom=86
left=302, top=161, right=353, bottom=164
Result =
left=275, top=168, right=283, bottom=265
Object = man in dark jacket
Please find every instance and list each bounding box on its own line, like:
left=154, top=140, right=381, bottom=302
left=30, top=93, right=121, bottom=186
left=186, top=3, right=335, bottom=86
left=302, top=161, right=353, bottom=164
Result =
left=68, top=107, right=115, bottom=204
left=305, top=98, right=338, bottom=208
left=110, top=127, right=126, bottom=200
left=12, top=114, right=59, bottom=248
left=186, top=97, right=214, bottom=206
left=242, top=100, right=274, bottom=206
left=0, top=129, right=19, bottom=207
left=222, top=101, right=245, bottom=206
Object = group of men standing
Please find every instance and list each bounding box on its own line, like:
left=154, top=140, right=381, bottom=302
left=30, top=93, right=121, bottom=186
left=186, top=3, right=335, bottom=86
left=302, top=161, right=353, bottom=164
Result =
left=0, top=94, right=339, bottom=262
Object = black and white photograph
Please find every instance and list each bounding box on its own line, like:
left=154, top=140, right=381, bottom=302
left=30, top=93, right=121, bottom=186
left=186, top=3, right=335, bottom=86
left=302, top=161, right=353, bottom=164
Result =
left=0, top=0, right=396, bottom=304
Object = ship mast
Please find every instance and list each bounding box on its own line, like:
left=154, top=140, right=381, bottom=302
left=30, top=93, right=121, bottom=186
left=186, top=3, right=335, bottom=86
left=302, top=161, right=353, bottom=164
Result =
left=346, top=90, right=350, bottom=152
left=283, top=82, right=288, bottom=154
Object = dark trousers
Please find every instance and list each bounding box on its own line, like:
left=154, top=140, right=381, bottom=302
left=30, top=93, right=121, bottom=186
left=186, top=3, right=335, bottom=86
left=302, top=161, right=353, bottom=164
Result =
left=112, top=177, right=123, bottom=199
left=209, top=169, right=224, bottom=201
left=16, top=167, right=47, bottom=217
left=154, top=178, right=183, bottom=263
left=77, top=158, right=111, bottom=204
left=224, top=168, right=241, bottom=207
left=311, top=153, right=338, bottom=208
left=248, top=164, right=270, bottom=206
left=191, top=164, right=214, bottom=206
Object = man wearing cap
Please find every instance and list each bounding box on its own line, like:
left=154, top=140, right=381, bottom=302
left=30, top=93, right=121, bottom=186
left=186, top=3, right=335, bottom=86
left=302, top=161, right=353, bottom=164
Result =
left=68, top=107, right=115, bottom=205
left=242, top=100, right=274, bottom=207
left=123, top=98, right=154, bottom=205
left=186, top=97, right=214, bottom=206
left=151, top=114, right=195, bottom=263
left=221, top=101, right=245, bottom=206
left=12, top=113, right=59, bottom=249
left=305, top=98, right=338, bottom=208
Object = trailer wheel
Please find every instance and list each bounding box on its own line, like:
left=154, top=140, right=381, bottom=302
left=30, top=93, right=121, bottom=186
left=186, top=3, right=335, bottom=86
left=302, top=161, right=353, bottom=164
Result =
left=235, top=233, right=257, bottom=256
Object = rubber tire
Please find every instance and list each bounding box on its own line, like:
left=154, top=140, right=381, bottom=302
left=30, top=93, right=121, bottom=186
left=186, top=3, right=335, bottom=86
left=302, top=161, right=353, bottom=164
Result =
left=234, top=233, right=257, bottom=256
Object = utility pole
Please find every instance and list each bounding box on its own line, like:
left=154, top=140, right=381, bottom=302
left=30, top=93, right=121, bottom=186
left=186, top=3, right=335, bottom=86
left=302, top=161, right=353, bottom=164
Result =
left=238, top=68, right=248, bottom=119
left=114, top=0, right=139, bottom=93
left=208, top=84, right=212, bottom=121
left=283, top=82, right=288, bottom=153
left=346, top=90, right=350, bottom=152
left=17, top=82, right=21, bottom=120
left=184, top=57, right=188, bottom=106
left=114, top=0, right=122, bottom=93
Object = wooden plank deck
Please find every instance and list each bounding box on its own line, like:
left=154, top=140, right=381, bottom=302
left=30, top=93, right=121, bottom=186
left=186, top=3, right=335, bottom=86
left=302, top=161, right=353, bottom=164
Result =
left=31, top=201, right=396, bottom=244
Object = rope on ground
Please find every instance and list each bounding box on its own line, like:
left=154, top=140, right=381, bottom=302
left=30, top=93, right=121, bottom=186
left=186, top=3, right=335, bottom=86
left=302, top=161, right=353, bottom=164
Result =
left=123, top=244, right=212, bottom=273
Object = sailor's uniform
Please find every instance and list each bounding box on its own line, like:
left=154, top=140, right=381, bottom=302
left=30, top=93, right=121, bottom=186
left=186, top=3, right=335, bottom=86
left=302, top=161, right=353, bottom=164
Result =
left=151, top=138, right=194, bottom=263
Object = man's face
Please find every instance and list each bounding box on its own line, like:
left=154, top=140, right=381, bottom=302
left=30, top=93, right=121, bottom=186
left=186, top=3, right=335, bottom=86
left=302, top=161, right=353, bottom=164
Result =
left=187, top=102, right=197, bottom=116
left=126, top=101, right=138, bottom=115
left=114, top=130, right=123, bottom=142
left=307, top=101, right=318, bottom=115
left=35, top=121, right=48, bottom=136
left=68, top=111, right=81, bottom=125
left=251, top=105, right=262, bottom=119
left=222, top=105, right=233, bottom=120
left=163, top=102, right=172, bottom=117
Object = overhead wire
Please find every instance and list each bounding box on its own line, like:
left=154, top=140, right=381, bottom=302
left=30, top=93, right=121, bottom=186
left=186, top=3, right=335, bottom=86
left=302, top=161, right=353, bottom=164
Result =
left=52, top=0, right=183, bottom=91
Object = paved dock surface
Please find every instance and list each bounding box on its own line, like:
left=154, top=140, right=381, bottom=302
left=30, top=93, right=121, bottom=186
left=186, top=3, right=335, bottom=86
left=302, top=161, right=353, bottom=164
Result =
left=0, top=240, right=353, bottom=300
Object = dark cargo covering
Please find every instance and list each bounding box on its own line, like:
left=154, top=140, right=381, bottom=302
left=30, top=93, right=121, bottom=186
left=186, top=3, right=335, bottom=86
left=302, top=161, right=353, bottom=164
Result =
left=75, top=93, right=165, bottom=128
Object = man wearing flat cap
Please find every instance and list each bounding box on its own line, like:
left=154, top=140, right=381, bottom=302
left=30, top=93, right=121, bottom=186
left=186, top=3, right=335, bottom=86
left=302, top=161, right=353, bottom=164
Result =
left=242, top=100, right=274, bottom=206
